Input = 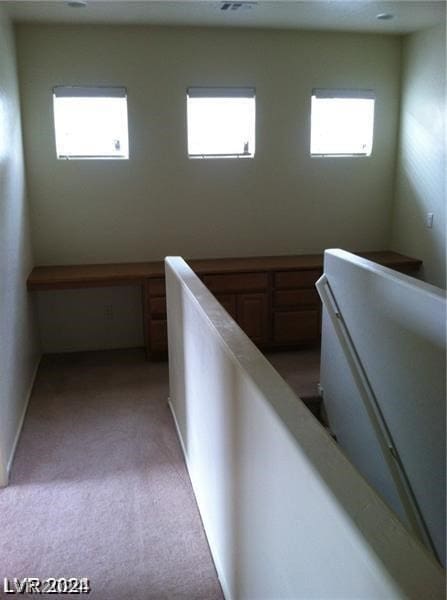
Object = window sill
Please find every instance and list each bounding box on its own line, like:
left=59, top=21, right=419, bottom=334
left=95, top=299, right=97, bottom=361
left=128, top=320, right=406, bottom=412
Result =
left=57, top=155, right=129, bottom=160
left=188, top=153, right=254, bottom=160
left=310, top=153, right=371, bottom=158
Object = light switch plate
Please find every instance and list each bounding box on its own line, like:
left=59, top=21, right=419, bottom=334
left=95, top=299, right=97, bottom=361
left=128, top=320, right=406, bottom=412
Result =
left=425, top=212, right=434, bottom=228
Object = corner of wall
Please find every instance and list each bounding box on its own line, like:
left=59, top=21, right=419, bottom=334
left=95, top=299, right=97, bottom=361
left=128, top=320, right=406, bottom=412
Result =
left=389, top=24, right=446, bottom=288
left=388, top=33, right=406, bottom=248
left=0, top=5, right=42, bottom=485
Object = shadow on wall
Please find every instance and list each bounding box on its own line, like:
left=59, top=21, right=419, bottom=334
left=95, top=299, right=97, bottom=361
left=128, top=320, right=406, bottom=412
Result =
left=0, top=104, right=40, bottom=486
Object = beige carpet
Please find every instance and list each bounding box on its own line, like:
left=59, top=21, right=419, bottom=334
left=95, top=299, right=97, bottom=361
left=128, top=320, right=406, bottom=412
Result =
left=0, top=349, right=223, bottom=600
left=266, top=349, right=321, bottom=400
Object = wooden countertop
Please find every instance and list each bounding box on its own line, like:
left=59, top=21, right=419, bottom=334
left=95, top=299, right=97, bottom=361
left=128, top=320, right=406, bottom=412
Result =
left=27, top=251, right=422, bottom=291
left=27, top=261, right=163, bottom=290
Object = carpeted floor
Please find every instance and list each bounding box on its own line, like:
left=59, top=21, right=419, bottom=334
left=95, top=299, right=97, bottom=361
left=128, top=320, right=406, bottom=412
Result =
left=0, top=347, right=320, bottom=599
left=266, top=349, right=321, bottom=400
left=0, top=349, right=224, bottom=600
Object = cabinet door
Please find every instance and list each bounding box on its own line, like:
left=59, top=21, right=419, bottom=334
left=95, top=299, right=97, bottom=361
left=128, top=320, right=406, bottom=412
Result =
left=237, top=293, right=268, bottom=345
left=215, top=293, right=238, bottom=320
left=150, top=296, right=167, bottom=318
left=149, top=320, right=168, bottom=353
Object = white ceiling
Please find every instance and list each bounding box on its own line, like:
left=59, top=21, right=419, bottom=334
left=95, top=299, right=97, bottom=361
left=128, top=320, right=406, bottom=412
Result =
left=3, top=0, right=446, bottom=34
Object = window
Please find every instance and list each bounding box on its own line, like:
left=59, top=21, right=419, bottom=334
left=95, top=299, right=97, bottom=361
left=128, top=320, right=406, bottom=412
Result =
left=187, top=87, right=255, bottom=158
left=310, top=89, right=375, bottom=157
left=53, top=86, right=129, bottom=159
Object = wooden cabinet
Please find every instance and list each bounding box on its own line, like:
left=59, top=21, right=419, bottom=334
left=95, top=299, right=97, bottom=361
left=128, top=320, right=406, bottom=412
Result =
left=237, top=293, right=269, bottom=345
left=214, top=293, right=237, bottom=320
left=274, top=269, right=322, bottom=289
left=203, top=272, right=268, bottom=293
left=27, top=251, right=423, bottom=360
left=273, top=310, right=320, bottom=344
left=149, top=320, right=168, bottom=353
left=204, top=272, right=269, bottom=347
left=146, top=278, right=168, bottom=356
left=142, top=253, right=421, bottom=358
left=147, top=266, right=321, bottom=353
left=274, top=289, right=320, bottom=308
left=215, top=291, right=268, bottom=345
left=272, top=268, right=322, bottom=347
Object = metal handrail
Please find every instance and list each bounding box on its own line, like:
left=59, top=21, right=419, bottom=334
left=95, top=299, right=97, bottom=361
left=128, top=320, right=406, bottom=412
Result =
left=316, top=273, right=436, bottom=558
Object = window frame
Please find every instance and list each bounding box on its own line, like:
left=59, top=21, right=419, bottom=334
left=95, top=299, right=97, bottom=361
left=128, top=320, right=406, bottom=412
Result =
left=52, top=85, right=129, bottom=160
left=186, top=87, right=256, bottom=159
left=310, top=88, right=376, bottom=158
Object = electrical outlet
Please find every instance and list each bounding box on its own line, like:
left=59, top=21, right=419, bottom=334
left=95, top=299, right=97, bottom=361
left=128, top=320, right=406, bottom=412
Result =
left=104, top=304, right=113, bottom=320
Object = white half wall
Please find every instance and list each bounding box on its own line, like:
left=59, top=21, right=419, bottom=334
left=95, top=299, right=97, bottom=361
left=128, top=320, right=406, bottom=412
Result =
left=0, top=8, right=40, bottom=486
left=320, top=249, right=446, bottom=565
left=165, top=256, right=444, bottom=600
left=391, top=24, right=446, bottom=288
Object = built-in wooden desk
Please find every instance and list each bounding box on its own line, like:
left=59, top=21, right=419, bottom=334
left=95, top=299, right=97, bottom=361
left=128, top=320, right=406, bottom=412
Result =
left=26, top=262, right=164, bottom=290
left=27, top=251, right=422, bottom=359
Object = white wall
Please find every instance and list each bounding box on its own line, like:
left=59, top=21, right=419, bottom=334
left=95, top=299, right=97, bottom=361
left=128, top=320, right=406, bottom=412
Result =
left=0, top=8, right=40, bottom=486
left=166, top=256, right=445, bottom=600
left=17, top=25, right=401, bottom=265
left=391, top=24, right=446, bottom=288
left=15, top=24, right=402, bottom=351
left=320, top=250, right=446, bottom=565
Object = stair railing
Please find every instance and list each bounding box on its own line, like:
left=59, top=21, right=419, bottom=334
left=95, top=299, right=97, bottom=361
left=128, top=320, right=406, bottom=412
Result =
left=315, top=273, right=437, bottom=558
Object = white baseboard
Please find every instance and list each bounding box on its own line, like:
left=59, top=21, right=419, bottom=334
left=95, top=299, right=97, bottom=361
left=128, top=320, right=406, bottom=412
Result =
left=0, top=458, right=8, bottom=488
left=3, top=355, right=41, bottom=486
left=168, top=398, right=187, bottom=459
left=168, top=399, right=232, bottom=600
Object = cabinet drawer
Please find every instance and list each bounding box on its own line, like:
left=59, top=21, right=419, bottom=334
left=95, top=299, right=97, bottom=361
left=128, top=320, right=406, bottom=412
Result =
left=203, top=272, right=268, bottom=293
left=149, top=278, right=165, bottom=297
left=150, top=296, right=166, bottom=317
left=149, top=320, right=168, bottom=351
left=273, top=310, right=319, bottom=344
left=274, top=289, right=320, bottom=308
left=274, top=270, right=321, bottom=290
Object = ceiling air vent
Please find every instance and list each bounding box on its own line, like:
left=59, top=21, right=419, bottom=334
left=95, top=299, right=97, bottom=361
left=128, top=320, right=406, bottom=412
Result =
left=220, top=2, right=257, bottom=11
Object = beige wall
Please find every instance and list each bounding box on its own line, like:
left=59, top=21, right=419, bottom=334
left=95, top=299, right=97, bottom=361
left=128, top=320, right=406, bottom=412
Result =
left=391, top=24, right=446, bottom=289
left=36, top=286, right=143, bottom=352
left=16, top=24, right=401, bottom=265
left=0, top=8, right=40, bottom=485
left=16, top=24, right=402, bottom=352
